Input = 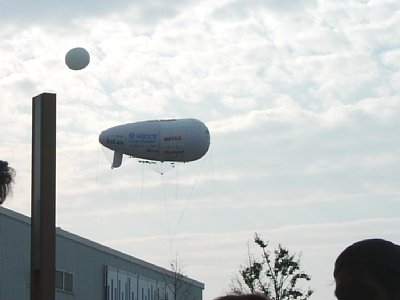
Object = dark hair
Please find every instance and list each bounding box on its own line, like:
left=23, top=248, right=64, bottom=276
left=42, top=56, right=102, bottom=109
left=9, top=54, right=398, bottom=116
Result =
left=0, top=160, right=15, bottom=204
left=215, top=295, right=268, bottom=300
left=334, top=239, right=400, bottom=300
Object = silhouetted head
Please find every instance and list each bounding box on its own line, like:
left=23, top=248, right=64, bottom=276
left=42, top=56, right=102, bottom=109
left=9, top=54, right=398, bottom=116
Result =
left=334, top=239, right=400, bottom=300
left=0, top=160, right=15, bottom=204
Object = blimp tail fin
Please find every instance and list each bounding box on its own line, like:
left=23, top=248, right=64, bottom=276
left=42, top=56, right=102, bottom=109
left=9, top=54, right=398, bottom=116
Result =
left=111, top=151, right=123, bottom=169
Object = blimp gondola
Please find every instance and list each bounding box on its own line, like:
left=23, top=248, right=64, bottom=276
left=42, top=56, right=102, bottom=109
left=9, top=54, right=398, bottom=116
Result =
left=99, top=118, right=210, bottom=168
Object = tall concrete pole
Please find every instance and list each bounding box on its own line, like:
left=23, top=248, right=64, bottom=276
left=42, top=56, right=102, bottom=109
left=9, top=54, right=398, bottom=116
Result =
left=31, top=92, right=56, bottom=300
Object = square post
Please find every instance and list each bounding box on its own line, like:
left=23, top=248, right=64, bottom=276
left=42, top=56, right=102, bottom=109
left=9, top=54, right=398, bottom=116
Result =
left=31, top=92, right=56, bottom=300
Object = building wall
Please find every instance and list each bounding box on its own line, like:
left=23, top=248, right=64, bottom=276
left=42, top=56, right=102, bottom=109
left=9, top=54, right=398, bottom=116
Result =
left=0, top=209, right=31, bottom=299
left=0, top=207, right=203, bottom=300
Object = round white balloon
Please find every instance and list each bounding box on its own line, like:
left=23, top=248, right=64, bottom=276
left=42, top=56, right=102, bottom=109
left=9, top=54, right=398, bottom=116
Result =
left=65, top=47, right=90, bottom=70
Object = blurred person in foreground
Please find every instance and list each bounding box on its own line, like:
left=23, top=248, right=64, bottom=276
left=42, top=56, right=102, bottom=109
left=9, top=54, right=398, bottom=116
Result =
left=334, top=238, right=400, bottom=300
left=0, top=160, right=15, bottom=204
left=215, top=294, right=269, bottom=300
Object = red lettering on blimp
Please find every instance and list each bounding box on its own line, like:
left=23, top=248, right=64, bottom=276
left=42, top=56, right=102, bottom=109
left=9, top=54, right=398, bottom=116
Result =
left=164, top=136, right=182, bottom=142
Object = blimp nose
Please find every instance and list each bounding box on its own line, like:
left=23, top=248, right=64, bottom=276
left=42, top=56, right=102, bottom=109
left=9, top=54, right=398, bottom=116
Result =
left=99, top=130, right=107, bottom=146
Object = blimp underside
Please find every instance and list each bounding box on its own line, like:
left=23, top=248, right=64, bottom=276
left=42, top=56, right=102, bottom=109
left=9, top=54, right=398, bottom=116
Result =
left=99, top=118, right=210, bottom=168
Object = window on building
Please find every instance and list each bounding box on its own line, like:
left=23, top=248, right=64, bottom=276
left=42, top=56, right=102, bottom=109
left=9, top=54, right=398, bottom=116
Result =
left=55, top=270, right=74, bottom=293
left=64, top=272, right=73, bottom=292
left=55, top=270, right=63, bottom=289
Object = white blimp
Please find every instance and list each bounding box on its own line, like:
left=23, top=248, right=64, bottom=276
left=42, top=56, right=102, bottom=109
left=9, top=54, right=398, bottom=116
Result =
left=99, top=118, right=210, bottom=168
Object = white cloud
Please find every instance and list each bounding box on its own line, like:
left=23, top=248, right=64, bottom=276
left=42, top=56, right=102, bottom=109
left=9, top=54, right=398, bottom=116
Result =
left=381, top=48, right=400, bottom=69
left=1, top=1, right=400, bottom=299
left=0, top=0, right=198, bottom=27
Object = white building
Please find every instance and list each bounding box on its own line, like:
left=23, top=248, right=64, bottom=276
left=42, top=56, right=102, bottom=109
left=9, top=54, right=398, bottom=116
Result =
left=0, top=206, right=204, bottom=300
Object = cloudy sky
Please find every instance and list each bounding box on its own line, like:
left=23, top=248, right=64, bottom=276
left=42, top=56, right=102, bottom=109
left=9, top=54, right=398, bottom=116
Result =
left=1, top=0, right=400, bottom=298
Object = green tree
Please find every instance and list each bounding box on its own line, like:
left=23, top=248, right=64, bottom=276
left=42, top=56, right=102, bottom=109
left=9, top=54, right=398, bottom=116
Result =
left=231, top=233, right=313, bottom=300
